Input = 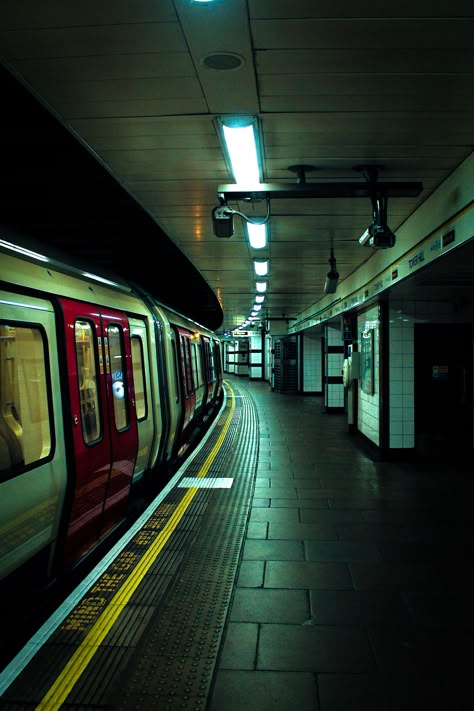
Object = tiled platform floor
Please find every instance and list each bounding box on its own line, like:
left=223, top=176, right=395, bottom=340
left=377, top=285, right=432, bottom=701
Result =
left=209, top=376, right=474, bottom=711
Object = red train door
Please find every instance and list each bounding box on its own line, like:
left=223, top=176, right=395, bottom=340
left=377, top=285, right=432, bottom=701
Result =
left=176, top=328, right=196, bottom=447
left=59, top=298, right=138, bottom=566
left=201, top=336, right=214, bottom=406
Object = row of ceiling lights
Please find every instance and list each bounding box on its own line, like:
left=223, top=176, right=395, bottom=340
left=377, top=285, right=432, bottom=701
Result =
left=217, top=117, right=269, bottom=336
left=197, top=0, right=409, bottom=336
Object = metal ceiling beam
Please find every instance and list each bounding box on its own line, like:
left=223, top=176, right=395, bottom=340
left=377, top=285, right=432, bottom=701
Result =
left=217, top=181, right=423, bottom=202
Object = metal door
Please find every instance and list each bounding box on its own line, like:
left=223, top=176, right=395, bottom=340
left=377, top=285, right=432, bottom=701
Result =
left=59, top=298, right=137, bottom=565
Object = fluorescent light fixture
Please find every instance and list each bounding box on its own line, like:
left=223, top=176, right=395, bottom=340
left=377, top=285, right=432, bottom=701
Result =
left=256, top=281, right=267, bottom=293
left=253, top=304, right=262, bottom=312
left=255, top=295, right=265, bottom=304
left=253, top=259, right=268, bottom=276
left=0, top=239, right=49, bottom=262
left=247, top=222, right=267, bottom=249
left=219, top=117, right=261, bottom=185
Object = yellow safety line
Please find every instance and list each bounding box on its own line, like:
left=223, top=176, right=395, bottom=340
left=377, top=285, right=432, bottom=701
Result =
left=36, top=383, right=236, bottom=710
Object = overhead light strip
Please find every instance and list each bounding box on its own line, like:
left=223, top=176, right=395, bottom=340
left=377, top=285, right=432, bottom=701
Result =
left=218, top=116, right=269, bottom=330
left=219, top=117, right=262, bottom=185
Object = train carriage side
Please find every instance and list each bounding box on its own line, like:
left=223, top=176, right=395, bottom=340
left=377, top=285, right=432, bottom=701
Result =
left=0, top=240, right=223, bottom=588
left=57, top=296, right=140, bottom=565
left=0, top=288, right=67, bottom=585
left=202, top=334, right=224, bottom=416
left=149, top=300, right=223, bottom=462
left=0, top=246, right=161, bottom=584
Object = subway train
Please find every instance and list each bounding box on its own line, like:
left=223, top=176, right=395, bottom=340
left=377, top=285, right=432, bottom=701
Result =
left=0, top=236, right=223, bottom=592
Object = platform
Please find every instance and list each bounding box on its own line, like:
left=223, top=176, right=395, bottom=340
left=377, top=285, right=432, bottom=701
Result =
left=0, top=375, right=473, bottom=710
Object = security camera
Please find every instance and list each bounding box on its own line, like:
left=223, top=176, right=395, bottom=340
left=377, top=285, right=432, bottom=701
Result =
left=324, top=248, right=339, bottom=294
left=212, top=205, right=234, bottom=238
left=359, top=191, right=396, bottom=248
left=359, top=223, right=395, bottom=249
left=368, top=223, right=395, bottom=248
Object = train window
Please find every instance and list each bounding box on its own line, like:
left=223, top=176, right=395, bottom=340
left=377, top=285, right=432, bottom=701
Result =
left=0, top=323, right=51, bottom=475
left=199, top=341, right=204, bottom=386
left=190, top=340, right=203, bottom=389
left=131, top=336, right=147, bottom=420
left=107, top=324, right=129, bottom=431
left=214, top=340, right=222, bottom=377
left=75, top=320, right=101, bottom=444
left=170, top=338, right=180, bottom=404
left=180, top=335, right=194, bottom=397
left=207, top=341, right=216, bottom=382
left=187, top=339, right=194, bottom=393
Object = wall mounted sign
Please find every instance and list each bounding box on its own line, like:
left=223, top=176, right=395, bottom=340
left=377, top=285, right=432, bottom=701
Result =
left=361, top=329, right=374, bottom=395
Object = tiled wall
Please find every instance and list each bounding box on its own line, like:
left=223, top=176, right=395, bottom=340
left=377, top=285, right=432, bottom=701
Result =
left=325, top=323, right=344, bottom=409
left=224, top=340, right=247, bottom=375
left=357, top=306, right=380, bottom=445
left=302, top=333, right=322, bottom=393
left=224, top=341, right=236, bottom=374
left=388, top=303, right=415, bottom=449
left=249, top=332, right=263, bottom=379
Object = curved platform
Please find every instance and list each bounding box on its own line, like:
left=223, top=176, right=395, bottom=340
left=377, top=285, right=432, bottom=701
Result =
left=1, top=376, right=473, bottom=711
left=0, top=378, right=258, bottom=709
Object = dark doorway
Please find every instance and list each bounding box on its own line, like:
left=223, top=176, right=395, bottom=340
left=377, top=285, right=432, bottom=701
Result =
left=273, top=336, right=298, bottom=393
left=415, top=323, right=472, bottom=462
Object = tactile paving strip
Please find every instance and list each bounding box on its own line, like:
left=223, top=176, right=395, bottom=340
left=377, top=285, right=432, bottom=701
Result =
left=107, top=383, right=259, bottom=710
left=0, top=380, right=258, bottom=710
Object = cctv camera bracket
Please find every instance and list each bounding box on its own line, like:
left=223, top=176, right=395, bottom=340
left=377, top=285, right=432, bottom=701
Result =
left=354, top=165, right=388, bottom=222
left=217, top=163, right=422, bottom=202
left=214, top=165, right=414, bottom=242
left=213, top=194, right=271, bottom=237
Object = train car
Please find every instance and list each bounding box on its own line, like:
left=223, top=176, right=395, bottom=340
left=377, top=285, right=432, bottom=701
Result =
left=0, top=236, right=223, bottom=590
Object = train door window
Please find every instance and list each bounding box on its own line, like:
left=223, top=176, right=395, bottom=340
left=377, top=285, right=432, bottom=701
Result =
left=0, top=323, right=52, bottom=476
left=198, top=341, right=205, bottom=387
left=191, top=340, right=202, bottom=389
left=187, top=338, right=194, bottom=392
left=107, top=324, right=129, bottom=432
left=75, top=319, right=101, bottom=444
left=208, top=341, right=216, bottom=381
left=131, top=335, right=147, bottom=420
left=180, top=335, right=193, bottom=396
left=201, top=339, right=209, bottom=381
left=170, top=338, right=180, bottom=404
left=214, top=340, right=222, bottom=377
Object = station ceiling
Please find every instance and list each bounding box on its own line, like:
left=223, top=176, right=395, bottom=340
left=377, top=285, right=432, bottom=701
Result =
left=1, top=1, right=473, bottom=332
